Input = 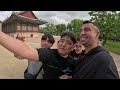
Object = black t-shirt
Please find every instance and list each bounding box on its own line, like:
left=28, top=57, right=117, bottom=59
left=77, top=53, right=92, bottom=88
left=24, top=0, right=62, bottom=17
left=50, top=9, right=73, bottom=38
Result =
left=70, top=50, right=80, bottom=60
left=73, top=46, right=119, bottom=79
left=37, top=48, right=75, bottom=79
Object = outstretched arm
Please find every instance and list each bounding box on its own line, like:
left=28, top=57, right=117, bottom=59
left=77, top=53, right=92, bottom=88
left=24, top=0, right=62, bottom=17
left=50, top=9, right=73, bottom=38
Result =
left=0, top=32, right=39, bottom=61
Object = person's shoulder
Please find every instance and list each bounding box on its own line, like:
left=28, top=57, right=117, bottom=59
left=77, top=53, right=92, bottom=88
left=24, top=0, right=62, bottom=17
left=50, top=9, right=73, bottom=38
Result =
left=96, top=50, right=114, bottom=65
left=49, top=48, right=57, bottom=53
left=36, top=48, right=50, bottom=53
left=97, top=49, right=111, bottom=58
left=37, top=48, right=56, bottom=59
left=43, top=48, right=58, bottom=54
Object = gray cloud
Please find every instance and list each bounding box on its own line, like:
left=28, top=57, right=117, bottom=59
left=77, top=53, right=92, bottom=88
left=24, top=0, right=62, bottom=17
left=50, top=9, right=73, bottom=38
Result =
left=0, top=11, right=91, bottom=24
left=33, top=11, right=91, bottom=24
left=0, top=11, right=12, bottom=21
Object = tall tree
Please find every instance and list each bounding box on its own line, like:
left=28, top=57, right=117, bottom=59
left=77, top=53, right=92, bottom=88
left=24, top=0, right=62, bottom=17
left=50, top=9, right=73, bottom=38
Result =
left=44, top=23, right=57, bottom=35
left=56, top=24, right=66, bottom=35
left=67, top=19, right=83, bottom=38
left=88, top=11, right=118, bottom=45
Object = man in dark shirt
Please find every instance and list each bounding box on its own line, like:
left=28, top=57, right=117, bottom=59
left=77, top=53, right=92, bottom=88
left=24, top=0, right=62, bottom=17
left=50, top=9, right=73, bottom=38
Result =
left=0, top=32, right=76, bottom=79
left=60, top=20, right=119, bottom=79
left=73, top=46, right=119, bottom=79
left=36, top=32, right=76, bottom=79
left=73, top=20, right=119, bottom=79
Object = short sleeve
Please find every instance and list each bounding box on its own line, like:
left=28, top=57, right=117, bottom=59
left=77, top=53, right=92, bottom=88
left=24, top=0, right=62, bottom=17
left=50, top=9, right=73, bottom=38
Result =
left=36, top=48, right=50, bottom=63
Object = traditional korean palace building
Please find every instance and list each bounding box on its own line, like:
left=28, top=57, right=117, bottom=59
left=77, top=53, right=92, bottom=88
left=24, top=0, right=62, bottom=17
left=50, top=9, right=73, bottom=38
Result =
left=1, top=11, right=47, bottom=38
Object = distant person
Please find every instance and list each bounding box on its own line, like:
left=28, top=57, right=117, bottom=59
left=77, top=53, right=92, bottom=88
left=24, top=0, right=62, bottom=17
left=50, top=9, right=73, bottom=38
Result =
left=16, top=34, right=19, bottom=39
left=16, top=34, right=25, bottom=42
left=0, top=32, right=76, bottom=79
left=24, top=33, right=55, bottom=79
left=70, top=38, right=85, bottom=60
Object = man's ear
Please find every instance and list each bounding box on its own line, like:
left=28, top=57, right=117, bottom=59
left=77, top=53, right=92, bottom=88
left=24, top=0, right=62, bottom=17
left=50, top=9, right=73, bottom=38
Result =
left=96, top=32, right=100, bottom=39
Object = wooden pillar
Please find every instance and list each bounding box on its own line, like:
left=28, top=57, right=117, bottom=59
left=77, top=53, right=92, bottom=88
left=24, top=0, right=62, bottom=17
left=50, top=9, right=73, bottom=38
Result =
left=32, top=24, right=33, bottom=32
left=21, top=23, right=22, bottom=32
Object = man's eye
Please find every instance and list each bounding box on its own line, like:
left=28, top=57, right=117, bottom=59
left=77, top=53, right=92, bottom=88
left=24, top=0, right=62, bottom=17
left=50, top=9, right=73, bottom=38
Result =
left=47, top=40, right=51, bottom=43
left=81, top=28, right=91, bottom=32
left=67, top=42, right=72, bottom=45
left=85, top=29, right=91, bottom=32
left=60, top=40, right=64, bottom=42
left=84, top=28, right=91, bottom=32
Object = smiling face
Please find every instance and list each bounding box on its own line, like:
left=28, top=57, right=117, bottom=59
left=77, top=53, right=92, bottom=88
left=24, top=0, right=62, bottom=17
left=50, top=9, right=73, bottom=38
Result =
left=41, top=38, right=53, bottom=48
left=41, top=33, right=55, bottom=49
left=80, top=23, right=100, bottom=48
left=57, top=36, right=75, bottom=58
left=75, top=41, right=82, bottom=51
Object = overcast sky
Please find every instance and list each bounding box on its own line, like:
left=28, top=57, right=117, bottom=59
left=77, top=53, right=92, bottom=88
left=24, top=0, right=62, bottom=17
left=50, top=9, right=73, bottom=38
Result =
left=0, top=11, right=91, bottom=25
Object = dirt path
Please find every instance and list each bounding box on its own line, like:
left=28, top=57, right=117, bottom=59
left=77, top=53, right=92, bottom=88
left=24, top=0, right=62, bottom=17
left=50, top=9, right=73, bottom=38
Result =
left=0, top=36, right=120, bottom=79
left=0, top=36, right=60, bottom=79
left=109, top=52, right=120, bottom=73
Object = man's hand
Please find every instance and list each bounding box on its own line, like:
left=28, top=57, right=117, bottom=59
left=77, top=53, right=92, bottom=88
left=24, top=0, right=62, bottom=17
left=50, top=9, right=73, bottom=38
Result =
left=59, top=74, right=72, bottom=79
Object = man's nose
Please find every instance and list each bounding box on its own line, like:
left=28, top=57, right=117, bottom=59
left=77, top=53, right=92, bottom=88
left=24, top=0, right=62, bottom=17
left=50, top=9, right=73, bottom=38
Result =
left=80, top=30, right=85, bottom=35
left=44, top=41, right=49, bottom=44
left=61, top=41, right=66, bottom=46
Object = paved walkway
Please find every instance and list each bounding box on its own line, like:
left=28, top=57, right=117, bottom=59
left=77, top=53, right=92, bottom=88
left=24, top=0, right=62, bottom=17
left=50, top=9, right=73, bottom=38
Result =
left=109, top=52, right=120, bottom=75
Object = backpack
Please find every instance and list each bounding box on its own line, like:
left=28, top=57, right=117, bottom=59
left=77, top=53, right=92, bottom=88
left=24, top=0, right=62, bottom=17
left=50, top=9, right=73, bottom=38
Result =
left=24, top=61, right=44, bottom=79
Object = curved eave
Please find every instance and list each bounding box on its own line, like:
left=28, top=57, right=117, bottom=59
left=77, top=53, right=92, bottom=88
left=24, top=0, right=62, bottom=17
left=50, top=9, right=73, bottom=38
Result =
left=2, top=14, right=47, bottom=25
left=16, top=17, right=47, bottom=25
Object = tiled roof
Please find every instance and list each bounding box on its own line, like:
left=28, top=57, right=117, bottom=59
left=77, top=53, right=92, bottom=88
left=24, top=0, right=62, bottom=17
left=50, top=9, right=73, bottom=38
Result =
left=3, top=12, right=48, bottom=25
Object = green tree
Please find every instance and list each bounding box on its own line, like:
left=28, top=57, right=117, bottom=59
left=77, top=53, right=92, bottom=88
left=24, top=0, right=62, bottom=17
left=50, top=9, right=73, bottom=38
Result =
left=113, top=12, right=120, bottom=41
left=56, top=24, right=66, bottom=35
left=88, top=11, right=118, bottom=45
left=67, top=19, right=83, bottom=38
left=44, top=23, right=57, bottom=35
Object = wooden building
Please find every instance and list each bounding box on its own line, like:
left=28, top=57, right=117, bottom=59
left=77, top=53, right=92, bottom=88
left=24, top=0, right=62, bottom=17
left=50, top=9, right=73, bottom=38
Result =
left=2, top=11, right=47, bottom=37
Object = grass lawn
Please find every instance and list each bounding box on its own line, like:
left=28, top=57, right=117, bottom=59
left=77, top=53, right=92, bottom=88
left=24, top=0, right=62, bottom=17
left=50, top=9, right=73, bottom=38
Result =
left=104, top=40, right=120, bottom=55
